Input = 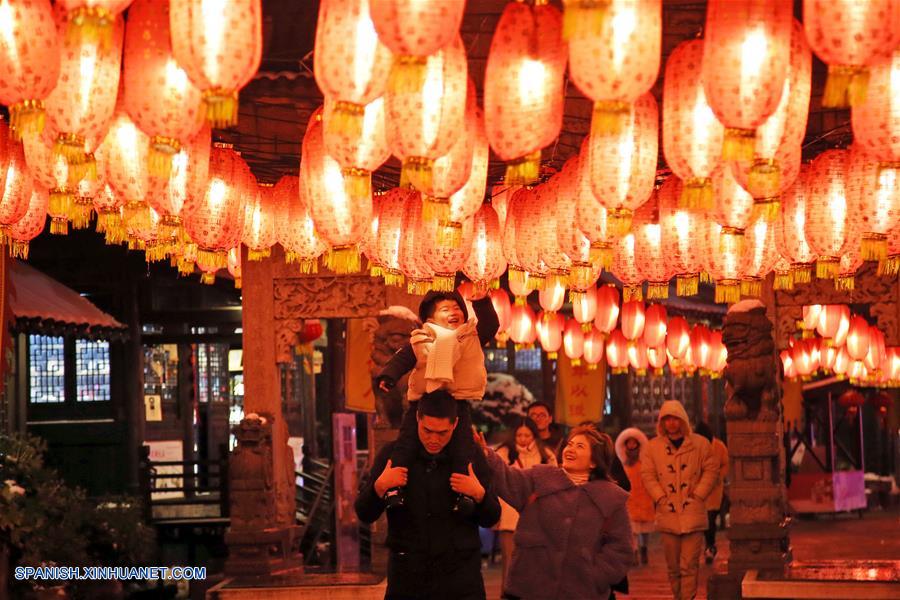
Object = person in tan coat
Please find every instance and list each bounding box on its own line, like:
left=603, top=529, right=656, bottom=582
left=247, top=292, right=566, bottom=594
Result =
left=640, top=400, right=719, bottom=600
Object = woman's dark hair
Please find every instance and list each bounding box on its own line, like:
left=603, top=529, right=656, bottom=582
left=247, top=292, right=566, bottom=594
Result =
left=500, top=417, right=552, bottom=465
left=558, top=425, right=615, bottom=481
left=694, top=421, right=713, bottom=442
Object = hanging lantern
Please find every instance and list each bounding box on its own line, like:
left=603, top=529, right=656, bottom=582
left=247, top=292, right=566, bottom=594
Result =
left=612, top=232, right=643, bottom=301
left=777, top=165, right=816, bottom=283
left=0, top=0, right=60, bottom=138
left=302, top=109, right=372, bottom=274
left=833, top=346, right=851, bottom=378
left=589, top=93, right=658, bottom=234
left=632, top=194, right=671, bottom=299
left=643, top=304, right=667, bottom=348
left=772, top=257, right=793, bottom=291
left=791, top=337, right=816, bottom=378
left=125, top=201, right=163, bottom=258
left=659, top=176, right=706, bottom=296
left=705, top=219, right=743, bottom=304
left=169, top=0, right=262, bottom=128
left=536, top=177, right=572, bottom=289
left=837, top=389, right=866, bottom=417
left=385, top=35, right=467, bottom=193
left=148, top=125, right=211, bottom=240
left=557, top=157, right=602, bottom=291
left=712, top=163, right=754, bottom=255
left=536, top=310, right=564, bottom=359
left=701, top=0, right=791, bottom=161
left=865, top=326, right=887, bottom=373
left=707, top=330, right=727, bottom=377
left=0, top=141, right=33, bottom=240
left=800, top=304, right=823, bottom=335
left=606, top=329, right=630, bottom=374
left=182, top=143, right=247, bottom=273
left=591, top=286, right=618, bottom=336
left=372, top=188, right=410, bottom=285
left=569, top=0, right=661, bottom=135
left=667, top=315, right=690, bottom=360
left=817, top=304, right=851, bottom=346
left=818, top=338, right=838, bottom=373
left=274, top=174, right=326, bottom=273
left=509, top=303, right=537, bottom=349
left=93, top=181, right=124, bottom=244
left=626, top=337, right=648, bottom=375
left=490, top=288, right=512, bottom=346
left=22, top=131, right=73, bottom=235
left=646, top=343, right=667, bottom=375
left=509, top=186, right=549, bottom=288
left=582, top=326, right=606, bottom=369
left=846, top=315, right=871, bottom=362
left=241, top=183, right=277, bottom=261
left=804, top=0, right=900, bottom=108
left=57, top=1, right=129, bottom=47
left=662, top=39, right=724, bottom=209
left=484, top=1, right=565, bottom=185
left=397, top=189, right=435, bottom=294
left=835, top=245, right=863, bottom=291
left=225, top=246, right=242, bottom=289
left=852, top=47, right=900, bottom=185
left=7, top=182, right=49, bottom=258
left=887, top=348, right=900, bottom=385
left=880, top=223, right=900, bottom=277
left=422, top=215, right=474, bottom=291
left=101, top=111, right=150, bottom=239
left=621, top=300, right=646, bottom=344
left=740, top=213, right=778, bottom=299
left=574, top=148, right=614, bottom=274
left=563, top=318, right=585, bottom=366
left=314, top=0, right=392, bottom=139
left=846, top=144, right=900, bottom=261
left=539, top=276, right=566, bottom=316
left=462, top=204, right=506, bottom=297
left=572, top=285, right=598, bottom=332
left=124, top=0, right=204, bottom=178
left=501, top=187, right=525, bottom=289
left=690, top=324, right=712, bottom=374
left=441, top=107, right=489, bottom=248
left=804, top=149, right=856, bottom=279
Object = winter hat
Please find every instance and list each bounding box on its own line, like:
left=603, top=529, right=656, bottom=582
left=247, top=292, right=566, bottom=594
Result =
left=657, top=399, right=692, bottom=437
left=615, top=427, right=649, bottom=463
left=418, top=290, right=469, bottom=323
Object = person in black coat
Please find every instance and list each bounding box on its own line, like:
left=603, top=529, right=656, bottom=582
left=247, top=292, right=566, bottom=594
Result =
left=355, top=390, right=502, bottom=600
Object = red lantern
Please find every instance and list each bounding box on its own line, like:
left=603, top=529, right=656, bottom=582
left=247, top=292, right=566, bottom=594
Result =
left=275, top=174, right=326, bottom=273
left=871, top=391, right=893, bottom=418
left=705, top=219, right=743, bottom=305
left=148, top=125, right=211, bottom=238
left=852, top=47, right=900, bottom=169
left=865, top=326, right=886, bottom=373
left=7, top=182, right=49, bottom=259
left=536, top=177, right=572, bottom=286
left=422, top=215, right=474, bottom=292
left=846, top=144, right=900, bottom=261
left=572, top=285, right=598, bottom=331
left=666, top=316, right=691, bottom=360
left=583, top=326, right=606, bottom=368
left=299, top=319, right=324, bottom=344
left=372, top=188, right=409, bottom=285
left=837, top=389, right=866, bottom=417
left=662, top=39, right=724, bottom=208
left=816, top=304, right=850, bottom=344
left=701, top=0, right=792, bottom=161
left=509, top=303, right=537, bottom=349
left=805, top=149, right=859, bottom=279
left=169, top=0, right=262, bottom=128
left=846, top=316, right=871, bottom=361
left=621, top=300, right=646, bottom=343
left=22, top=130, right=72, bottom=235
left=489, top=289, right=512, bottom=336
left=484, top=1, right=565, bottom=185
left=101, top=112, right=150, bottom=212
left=242, top=183, right=277, bottom=261
left=780, top=349, right=796, bottom=380
left=628, top=337, right=649, bottom=375
left=396, top=189, right=435, bottom=295
left=712, top=163, right=754, bottom=248
left=632, top=194, right=670, bottom=299
left=536, top=311, right=564, bottom=359
left=574, top=158, right=614, bottom=276
left=557, top=156, right=602, bottom=290
left=819, top=338, right=838, bottom=373
left=606, top=329, right=630, bottom=374
left=563, top=318, right=585, bottom=366
left=443, top=106, right=489, bottom=247
left=800, top=304, right=823, bottom=333
left=510, top=186, right=549, bottom=285
left=647, top=344, right=667, bottom=375
left=569, top=0, right=661, bottom=135
left=462, top=204, right=506, bottom=297
left=58, top=1, right=130, bottom=43
left=0, top=141, right=33, bottom=236
left=643, top=304, right=667, bottom=348
left=539, top=276, right=566, bottom=315
left=707, top=330, right=727, bottom=376
left=613, top=232, right=642, bottom=301
left=777, top=165, right=816, bottom=284
left=690, top=324, right=712, bottom=372
left=594, top=285, right=620, bottom=334
left=227, top=246, right=242, bottom=288
left=791, top=337, right=816, bottom=378
left=835, top=245, right=863, bottom=292
left=659, top=176, right=706, bottom=296
left=740, top=213, right=779, bottom=299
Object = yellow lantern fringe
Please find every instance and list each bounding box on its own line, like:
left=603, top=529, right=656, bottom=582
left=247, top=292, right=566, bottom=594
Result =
left=740, top=278, right=762, bottom=299
left=719, top=226, right=744, bottom=256
left=513, top=295, right=526, bottom=306
left=9, top=240, right=29, bottom=259
left=877, top=255, right=900, bottom=277
left=54, top=132, right=86, bottom=167
left=505, top=151, right=542, bottom=186
left=158, top=217, right=182, bottom=243
left=9, top=100, right=45, bottom=140
left=436, top=220, right=462, bottom=248
left=103, top=221, right=127, bottom=246
left=569, top=263, right=595, bottom=290
left=680, top=178, right=713, bottom=210
left=699, top=271, right=713, bottom=284
left=752, top=197, right=780, bottom=222
left=676, top=274, right=699, bottom=297
left=591, top=100, right=631, bottom=136
left=127, top=237, right=146, bottom=252
left=423, top=197, right=451, bottom=223
left=402, top=156, right=434, bottom=193
left=200, top=271, right=216, bottom=285
left=589, top=242, right=613, bottom=270
left=382, top=268, right=405, bottom=288
left=148, top=136, right=181, bottom=179
left=774, top=271, right=794, bottom=291
left=569, top=289, right=585, bottom=304
left=233, top=276, right=242, bottom=290
left=581, top=322, right=593, bottom=333
left=326, top=101, right=365, bottom=139
left=388, top=55, right=428, bottom=95
left=508, top=266, right=526, bottom=288
left=407, top=278, right=433, bottom=296
left=722, top=127, right=755, bottom=162
left=343, top=168, right=372, bottom=204
left=431, top=273, right=455, bottom=292
left=247, top=247, right=271, bottom=262
left=325, top=244, right=361, bottom=274
left=646, top=281, right=669, bottom=300
left=562, top=0, right=608, bottom=41
left=835, top=274, right=855, bottom=292
left=284, top=251, right=321, bottom=273
left=145, top=242, right=169, bottom=263
left=748, top=159, right=781, bottom=198
left=623, top=284, right=642, bottom=302
left=822, top=64, right=869, bottom=109
left=715, top=280, right=741, bottom=305
left=527, top=272, right=546, bottom=292
left=861, top=233, right=888, bottom=262
left=608, top=208, right=632, bottom=236
left=546, top=270, right=568, bottom=293
left=369, top=264, right=383, bottom=278
left=791, top=263, right=812, bottom=284
left=470, top=279, right=495, bottom=298
left=203, top=88, right=239, bottom=129
left=49, top=189, right=72, bottom=219
left=81, top=154, right=97, bottom=182
left=69, top=199, right=93, bottom=230
left=816, top=256, right=839, bottom=279
left=547, top=351, right=558, bottom=360
left=176, top=256, right=195, bottom=276
left=197, top=247, right=227, bottom=271
left=50, top=218, right=68, bottom=235
left=570, top=358, right=582, bottom=368
left=66, top=6, right=115, bottom=49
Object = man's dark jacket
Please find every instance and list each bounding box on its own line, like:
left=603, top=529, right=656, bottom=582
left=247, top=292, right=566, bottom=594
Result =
left=355, top=440, right=501, bottom=600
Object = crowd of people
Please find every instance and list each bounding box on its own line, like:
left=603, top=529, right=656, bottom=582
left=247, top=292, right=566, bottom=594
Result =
left=357, top=290, right=730, bottom=600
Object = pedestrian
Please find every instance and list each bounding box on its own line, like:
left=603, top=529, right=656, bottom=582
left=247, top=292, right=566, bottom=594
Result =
left=355, top=390, right=501, bottom=600
left=494, top=416, right=557, bottom=592
left=694, top=422, right=730, bottom=564
left=375, top=289, right=499, bottom=513
left=640, top=400, right=719, bottom=600
left=615, top=427, right=655, bottom=566
left=476, top=425, right=634, bottom=599
left=526, top=401, right=565, bottom=452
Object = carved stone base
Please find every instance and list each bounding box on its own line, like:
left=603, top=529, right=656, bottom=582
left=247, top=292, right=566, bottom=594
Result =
left=224, top=525, right=304, bottom=577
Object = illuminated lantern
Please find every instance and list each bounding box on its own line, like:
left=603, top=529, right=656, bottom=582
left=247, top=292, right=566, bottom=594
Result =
left=632, top=194, right=671, bottom=299
left=275, top=174, right=326, bottom=273
left=833, top=346, right=850, bottom=378
left=148, top=125, right=211, bottom=239
left=509, top=303, right=537, bottom=349
left=242, top=183, right=277, bottom=261
left=539, top=276, right=566, bottom=316
left=226, top=246, right=241, bottom=289
left=422, top=215, right=474, bottom=291
left=0, top=0, right=61, bottom=138
left=702, top=0, right=791, bottom=162
left=183, top=143, right=247, bottom=273
left=169, top=0, right=263, bottom=128
left=613, top=232, right=643, bottom=301
left=772, top=257, right=793, bottom=291
left=569, top=0, right=661, bottom=135
left=124, top=0, right=204, bottom=178
left=507, top=186, right=548, bottom=288
left=594, top=284, right=620, bottom=334
left=373, top=187, right=412, bottom=285
left=7, top=183, right=49, bottom=258
left=690, top=324, right=712, bottom=373
left=621, top=300, right=646, bottom=343
left=659, top=176, right=705, bottom=296
left=490, top=288, right=512, bottom=340
left=846, top=144, right=900, bottom=261
left=22, top=131, right=73, bottom=234
left=846, top=316, right=871, bottom=361
left=791, top=338, right=815, bottom=378
left=557, top=157, right=601, bottom=291
left=777, top=166, right=816, bottom=283
left=314, top=0, right=392, bottom=138
left=463, top=204, right=506, bottom=297
left=536, top=177, right=572, bottom=288
left=801, top=304, right=823, bottom=333
left=57, top=0, right=130, bottom=45
left=835, top=245, right=862, bottom=292
left=563, top=319, right=585, bottom=366
left=589, top=93, right=658, bottom=234
left=101, top=112, right=150, bottom=235
left=324, top=96, right=390, bottom=207
left=43, top=10, right=122, bottom=174
left=712, top=163, right=754, bottom=252
left=740, top=213, right=778, bottom=299
left=780, top=349, right=796, bottom=380
left=484, top=1, right=565, bottom=185
left=572, top=285, right=598, bottom=332
left=125, top=201, right=162, bottom=257
left=646, top=344, right=667, bottom=375
left=442, top=107, right=489, bottom=247
left=707, top=331, right=727, bottom=376
left=643, top=304, right=667, bottom=348
left=662, top=39, right=724, bottom=208
left=817, top=304, right=850, bottom=345
left=666, top=316, right=690, bottom=360
left=865, top=326, right=886, bottom=373
left=93, top=182, right=124, bottom=244
left=385, top=35, right=467, bottom=194
left=536, top=311, right=564, bottom=359
left=606, top=329, right=630, bottom=374
left=853, top=48, right=900, bottom=172
left=302, top=110, right=372, bottom=274
left=804, top=149, right=856, bottom=279
left=819, top=338, right=838, bottom=373
left=804, top=0, right=900, bottom=107
left=370, top=0, right=465, bottom=93
left=583, top=326, right=605, bottom=368
left=627, top=338, right=649, bottom=374
left=397, top=190, right=434, bottom=294
left=573, top=149, right=614, bottom=274
left=0, top=142, right=33, bottom=238
left=706, top=220, right=743, bottom=304
left=887, top=348, right=900, bottom=384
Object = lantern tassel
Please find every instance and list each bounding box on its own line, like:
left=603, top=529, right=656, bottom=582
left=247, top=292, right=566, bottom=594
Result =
left=740, top=278, right=762, bottom=299
left=382, top=268, right=405, bottom=287
left=834, top=274, right=855, bottom=292
left=55, top=133, right=87, bottom=167
left=66, top=7, right=115, bottom=50
left=589, top=242, right=612, bottom=270
left=145, top=242, right=169, bottom=263
left=233, top=276, right=242, bottom=290
left=197, top=248, right=227, bottom=271
left=505, top=151, right=541, bottom=186
left=699, top=271, right=713, bottom=284
left=326, top=101, right=365, bottom=139
left=436, top=220, right=462, bottom=248
left=722, top=128, right=755, bottom=162
left=200, top=271, right=216, bottom=285
left=407, top=278, right=433, bottom=296
left=719, top=226, right=744, bottom=256
left=69, top=201, right=93, bottom=230
left=247, top=248, right=271, bottom=262
left=9, top=100, right=45, bottom=140
left=508, top=266, right=526, bottom=289
left=148, top=137, right=181, bottom=179
left=203, top=88, right=239, bottom=129
left=714, top=280, right=741, bottom=305
left=527, top=273, right=546, bottom=292
left=562, top=0, right=608, bottom=41
left=774, top=271, right=794, bottom=291
left=646, top=282, right=669, bottom=300
left=388, top=55, right=428, bottom=95
left=680, top=178, right=713, bottom=210
left=591, top=101, right=631, bottom=136
left=608, top=208, right=632, bottom=236
left=816, top=256, right=839, bottom=279
left=176, top=257, right=195, bottom=276
left=676, top=274, right=699, bottom=297
left=403, top=156, right=434, bottom=193
left=569, top=263, right=595, bottom=291
left=326, top=244, right=361, bottom=274
left=752, top=197, right=780, bottom=222
left=823, top=64, right=869, bottom=108
left=369, top=264, right=383, bottom=278
left=861, top=234, right=888, bottom=262
left=623, top=284, right=642, bottom=302
left=431, top=273, right=455, bottom=292
left=101, top=216, right=127, bottom=246
left=792, top=263, right=812, bottom=284
left=342, top=168, right=372, bottom=204
left=9, top=240, right=29, bottom=260
left=877, top=255, right=900, bottom=277
left=50, top=218, right=68, bottom=236
left=748, top=159, right=781, bottom=198
left=423, top=197, right=451, bottom=223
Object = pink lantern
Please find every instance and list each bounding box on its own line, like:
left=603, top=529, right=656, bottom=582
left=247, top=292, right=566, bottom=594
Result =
left=509, top=303, right=537, bottom=349
left=632, top=194, right=671, bottom=300
left=804, top=149, right=857, bottom=279
left=777, top=166, right=816, bottom=284
left=443, top=107, right=490, bottom=246
left=574, top=142, right=615, bottom=273
left=557, top=156, right=602, bottom=291
left=22, top=130, right=72, bottom=235
left=643, top=304, right=667, bottom=348
left=613, top=232, right=643, bottom=301
left=705, top=219, right=743, bottom=304
left=563, top=319, right=585, bottom=366
left=740, top=213, right=779, bottom=299
left=275, top=174, right=327, bottom=273
left=147, top=125, right=211, bottom=238
left=0, top=142, right=34, bottom=237
left=242, top=183, right=277, bottom=261
left=462, top=204, right=506, bottom=296
left=7, top=182, right=49, bottom=259
left=422, top=215, right=474, bottom=292
left=396, top=189, right=435, bottom=295
left=658, top=176, right=706, bottom=296
left=536, top=311, right=564, bottom=359
left=101, top=112, right=150, bottom=236
left=845, top=144, right=900, bottom=261
left=707, top=330, right=727, bottom=376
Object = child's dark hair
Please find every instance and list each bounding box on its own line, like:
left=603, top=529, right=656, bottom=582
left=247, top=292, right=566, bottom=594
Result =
left=418, top=290, right=468, bottom=323
left=416, top=390, right=459, bottom=422
left=500, top=417, right=553, bottom=465
left=558, top=425, right=614, bottom=481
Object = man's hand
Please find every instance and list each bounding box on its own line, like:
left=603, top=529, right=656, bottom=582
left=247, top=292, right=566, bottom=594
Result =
left=377, top=377, right=394, bottom=393
left=450, top=463, right=485, bottom=503
left=473, top=430, right=489, bottom=456
left=374, top=459, right=408, bottom=498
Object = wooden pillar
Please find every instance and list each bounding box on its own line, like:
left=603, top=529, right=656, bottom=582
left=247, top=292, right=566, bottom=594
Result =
left=123, top=276, right=146, bottom=493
